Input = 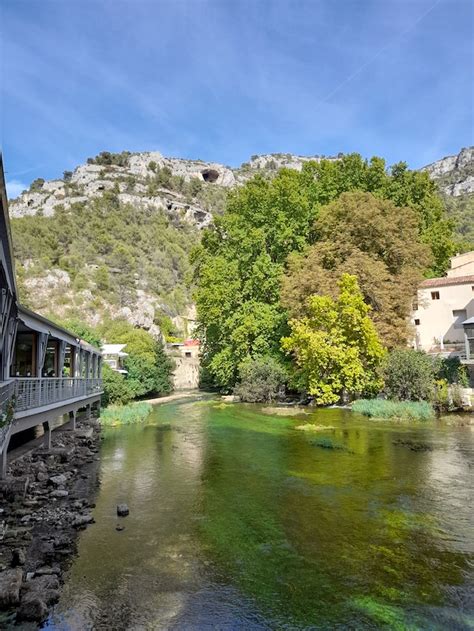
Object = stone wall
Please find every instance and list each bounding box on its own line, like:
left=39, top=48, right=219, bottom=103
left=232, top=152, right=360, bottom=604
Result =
left=172, top=356, right=200, bottom=390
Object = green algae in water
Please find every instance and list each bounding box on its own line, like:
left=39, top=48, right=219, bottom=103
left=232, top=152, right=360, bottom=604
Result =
left=49, top=399, right=474, bottom=630
left=311, top=437, right=350, bottom=450
left=351, top=596, right=423, bottom=630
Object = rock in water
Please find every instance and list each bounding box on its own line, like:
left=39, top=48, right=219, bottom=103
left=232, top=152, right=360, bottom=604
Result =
left=16, top=596, right=48, bottom=622
left=72, top=514, right=94, bottom=528
left=117, top=504, right=129, bottom=517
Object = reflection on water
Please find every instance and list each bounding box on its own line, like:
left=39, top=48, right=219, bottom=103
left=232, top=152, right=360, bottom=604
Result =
left=46, top=401, right=474, bottom=630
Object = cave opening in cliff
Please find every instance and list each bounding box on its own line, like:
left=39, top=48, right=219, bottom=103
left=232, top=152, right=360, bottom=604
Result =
left=201, top=168, right=219, bottom=183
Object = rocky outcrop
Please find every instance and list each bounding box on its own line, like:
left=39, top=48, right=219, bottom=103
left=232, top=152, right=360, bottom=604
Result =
left=9, top=151, right=238, bottom=229
left=422, top=146, right=474, bottom=197
left=8, top=150, right=340, bottom=226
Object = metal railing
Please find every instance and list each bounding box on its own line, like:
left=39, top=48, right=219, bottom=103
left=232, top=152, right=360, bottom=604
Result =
left=13, top=378, right=102, bottom=412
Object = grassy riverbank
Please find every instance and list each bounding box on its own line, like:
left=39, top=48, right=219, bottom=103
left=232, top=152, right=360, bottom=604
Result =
left=352, top=399, right=435, bottom=421
left=100, top=402, right=152, bottom=426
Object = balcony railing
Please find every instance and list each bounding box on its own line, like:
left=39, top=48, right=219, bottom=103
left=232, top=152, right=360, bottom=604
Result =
left=13, top=378, right=102, bottom=413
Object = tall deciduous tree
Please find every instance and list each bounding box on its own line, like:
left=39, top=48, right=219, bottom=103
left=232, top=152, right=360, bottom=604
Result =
left=281, top=274, right=386, bottom=404
left=281, top=192, right=432, bottom=348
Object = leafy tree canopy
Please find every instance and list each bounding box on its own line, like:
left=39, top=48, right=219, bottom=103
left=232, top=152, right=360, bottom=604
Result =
left=99, top=320, right=174, bottom=398
left=234, top=356, right=288, bottom=403
left=193, top=154, right=454, bottom=390
left=281, top=274, right=386, bottom=404
left=58, top=318, right=102, bottom=348
left=281, top=192, right=432, bottom=348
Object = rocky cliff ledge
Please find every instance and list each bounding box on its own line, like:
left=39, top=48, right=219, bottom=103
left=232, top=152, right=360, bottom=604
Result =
left=421, top=146, right=474, bottom=197
left=9, top=151, right=338, bottom=230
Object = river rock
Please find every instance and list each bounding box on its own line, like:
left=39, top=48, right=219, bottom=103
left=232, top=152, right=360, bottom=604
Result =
left=17, top=595, right=48, bottom=622
left=72, top=514, right=94, bottom=528
left=49, top=474, right=67, bottom=487
left=35, top=565, right=61, bottom=576
left=23, top=575, right=60, bottom=604
left=0, top=568, right=23, bottom=607
left=117, top=503, right=129, bottom=517
left=17, top=575, right=60, bottom=621
left=51, top=489, right=69, bottom=498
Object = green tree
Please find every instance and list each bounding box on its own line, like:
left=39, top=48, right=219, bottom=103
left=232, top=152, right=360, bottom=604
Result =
left=101, top=321, right=174, bottom=397
left=101, top=363, right=134, bottom=405
left=234, top=356, right=288, bottom=403
left=281, top=192, right=432, bottom=348
left=58, top=318, right=101, bottom=347
left=281, top=275, right=386, bottom=404
left=383, top=349, right=437, bottom=401
left=192, top=169, right=318, bottom=390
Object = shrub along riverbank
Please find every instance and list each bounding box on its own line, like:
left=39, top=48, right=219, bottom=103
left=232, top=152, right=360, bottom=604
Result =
left=352, top=399, right=435, bottom=421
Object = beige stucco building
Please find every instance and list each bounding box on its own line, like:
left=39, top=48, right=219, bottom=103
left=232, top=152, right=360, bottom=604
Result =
left=168, top=340, right=200, bottom=390
left=412, top=251, right=474, bottom=361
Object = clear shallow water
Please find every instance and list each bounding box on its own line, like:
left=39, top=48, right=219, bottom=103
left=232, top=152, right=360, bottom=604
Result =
left=46, top=399, right=474, bottom=630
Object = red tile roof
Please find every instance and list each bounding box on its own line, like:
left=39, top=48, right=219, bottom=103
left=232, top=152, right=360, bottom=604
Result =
left=420, top=275, right=474, bottom=288
left=183, top=339, right=200, bottom=346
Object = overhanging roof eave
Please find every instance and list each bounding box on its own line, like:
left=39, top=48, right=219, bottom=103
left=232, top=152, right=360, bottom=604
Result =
left=18, top=305, right=101, bottom=352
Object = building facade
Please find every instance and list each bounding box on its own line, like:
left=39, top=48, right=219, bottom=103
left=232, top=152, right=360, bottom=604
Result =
left=412, top=251, right=474, bottom=364
left=168, top=339, right=200, bottom=390
left=0, top=155, right=102, bottom=477
left=101, top=343, right=128, bottom=374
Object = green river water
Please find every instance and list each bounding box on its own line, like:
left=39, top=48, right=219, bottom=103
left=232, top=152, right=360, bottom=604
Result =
left=46, top=398, right=474, bottom=630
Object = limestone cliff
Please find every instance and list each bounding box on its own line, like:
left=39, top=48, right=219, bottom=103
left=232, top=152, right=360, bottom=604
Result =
left=421, top=146, right=474, bottom=197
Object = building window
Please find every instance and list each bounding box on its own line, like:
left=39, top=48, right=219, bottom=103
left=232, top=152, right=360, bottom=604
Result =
left=11, top=333, right=35, bottom=377
left=431, top=291, right=440, bottom=300
left=452, top=309, right=467, bottom=329
left=185, top=352, right=192, bottom=358
left=414, top=319, right=420, bottom=326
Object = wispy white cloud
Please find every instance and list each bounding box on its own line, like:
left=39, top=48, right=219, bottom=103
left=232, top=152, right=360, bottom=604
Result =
left=6, top=179, right=28, bottom=200
left=1, top=0, right=472, bottom=181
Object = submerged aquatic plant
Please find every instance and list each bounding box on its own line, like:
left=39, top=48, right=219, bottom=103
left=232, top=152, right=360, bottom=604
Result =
left=100, top=402, right=152, bottom=426
left=351, top=596, right=420, bottom=631
left=352, top=399, right=434, bottom=421
left=311, top=437, right=349, bottom=451
left=295, top=424, right=335, bottom=432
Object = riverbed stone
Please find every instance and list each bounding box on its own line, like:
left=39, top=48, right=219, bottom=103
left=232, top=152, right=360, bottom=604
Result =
left=17, top=595, right=48, bottom=622
left=0, top=568, right=23, bottom=607
left=22, top=575, right=60, bottom=605
left=117, top=503, right=129, bottom=517
left=72, top=514, right=94, bottom=528
left=51, top=489, right=69, bottom=498
left=49, top=474, right=67, bottom=487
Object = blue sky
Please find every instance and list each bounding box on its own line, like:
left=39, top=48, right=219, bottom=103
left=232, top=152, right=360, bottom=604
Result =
left=1, top=0, right=473, bottom=197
